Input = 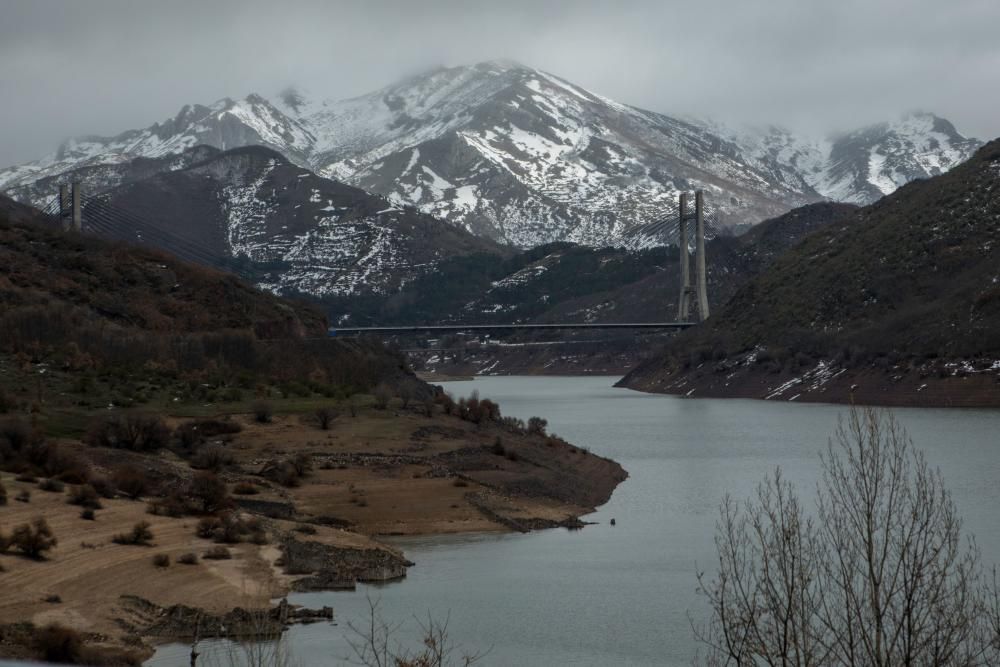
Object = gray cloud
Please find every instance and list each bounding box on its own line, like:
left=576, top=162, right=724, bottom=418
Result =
left=1, top=0, right=998, bottom=167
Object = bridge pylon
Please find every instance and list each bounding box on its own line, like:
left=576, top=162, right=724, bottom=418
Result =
left=676, top=190, right=709, bottom=322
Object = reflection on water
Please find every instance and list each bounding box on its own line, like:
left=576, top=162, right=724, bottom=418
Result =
left=149, top=376, right=1000, bottom=666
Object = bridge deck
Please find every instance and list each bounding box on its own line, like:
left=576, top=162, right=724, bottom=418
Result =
left=329, top=322, right=695, bottom=335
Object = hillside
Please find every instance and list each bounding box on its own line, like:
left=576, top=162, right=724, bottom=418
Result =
left=16, top=146, right=503, bottom=299
left=0, top=201, right=626, bottom=662
left=343, top=203, right=855, bottom=378
left=0, top=62, right=980, bottom=248
left=619, top=140, right=1000, bottom=406
left=332, top=202, right=856, bottom=329
left=0, top=195, right=414, bottom=405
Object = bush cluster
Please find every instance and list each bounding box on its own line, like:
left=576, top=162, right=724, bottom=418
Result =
left=259, top=454, right=311, bottom=488
left=196, top=512, right=267, bottom=545
left=174, top=418, right=242, bottom=453
left=112, top=465, right=149, bottom=499
left=33, top=623, right=142, bottom=666
left=437, top=391, right=501, bottom=425
left=66, top=484, right=102, bottom=509
left=202, top=545, right=232, bottom=560
left=3, top=518, right=58, bottom=559
left=112, top=521, right=154, bottom=546
left=147, top=470, right=231, bottom=517
left=1, top=419, right=88, bottom=482
left=84, top=413, right=170, bottom=452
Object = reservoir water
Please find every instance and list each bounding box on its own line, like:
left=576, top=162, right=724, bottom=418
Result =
left=149, top=376, right=1000, bottom=666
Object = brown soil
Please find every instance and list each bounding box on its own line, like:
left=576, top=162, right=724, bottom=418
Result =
left=212, top=408, right=625, bottom=536
left=0, top=405, right=626, bottom=660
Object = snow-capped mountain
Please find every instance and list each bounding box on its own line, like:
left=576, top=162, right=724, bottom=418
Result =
left=809, top=112, right=981, bottom=203
left=0, top=61, right=982, bottom=248
left=65, top=145, right=500, bottom=297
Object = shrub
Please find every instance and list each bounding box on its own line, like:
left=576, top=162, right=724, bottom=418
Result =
left=38, top=478, right=64, bottom=493
left=113, top=521, right=154, bottom=546
left=203, top=545, right=232, bottom=560
left=452, top=478, right=469, bottom=488
left=152, top=554, right=170, bottom=568
left=373, top=383, right=392, bottom=410
left=34, top=624, right=83, bottom=663
left=232, top=481, right=259, bottom=495
left=54, top=461, right=89, bottom=485
left=277, top=465, right=302, bottom=488
left=84, top=413, right=170, bottom=451
left=177, top=552, right=198, bottom=565
left=314, top=407, right=338, bottom=430
left=88, top=474, right=115, bottom=499
left=15, top=489, right=30, bottom=503
left=198, top=513, right=263, bottom=544
left=0, top=418, right=34, bottom=452
left=10, top=518, right=57, bottom=558
left=491, top=437, right=505, bottom=456
left=190, top=445, right=234, bottom=471
left=398, top=381, right=415, bottom=409
left=80, top=508, right=96, bottom=521
left=0, top=390, right=14, bottom=414
left=527, top=416, right=548, bottom=436
left=195, top=517, right=221, bottom=539
left=146, top=491, right=188, bottom=518
left=259, top=459, right=305, bottom=488
left=290, top=453, right=312, bottom=477
left=438, top=393, right=456, bottom=415
left=175, top=419, right=243, bottom=452
left=15, top=472, right=37, bottom=483
left=0, top=479, right=6, bottom=506
left=66, top=484, right=102, bottom=509
left=112, top=465, right=148, bottom=500
left=189, top=472, right=229, bottom=514
left=505, top=450, right=520, bottom=462
left=251, top=400, right=273, bottom=424
left=293, top=524, right=317, bottom=535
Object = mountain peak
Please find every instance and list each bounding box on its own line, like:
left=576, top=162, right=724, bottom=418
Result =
left=469, top=58, right=532, bottom=73
left=0, top=62, right=985, bottom=248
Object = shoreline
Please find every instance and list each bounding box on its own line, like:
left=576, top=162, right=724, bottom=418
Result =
left=617, top=361, right=1000, bottom=409
left=0, top=403, right=626, bottom=663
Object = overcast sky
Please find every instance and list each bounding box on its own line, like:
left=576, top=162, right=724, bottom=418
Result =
left=2, top=0, right=998, bottom=167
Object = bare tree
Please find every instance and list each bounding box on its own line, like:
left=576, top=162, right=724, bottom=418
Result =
left=398, top=381, right=415, bottom=410
left=373, top=384, right=393, bottom=411
left=346, top=595, right=484, bottom=667
left=695, top=406, right=1000, bottom=666
left=313, top=406, right=338, bottom=430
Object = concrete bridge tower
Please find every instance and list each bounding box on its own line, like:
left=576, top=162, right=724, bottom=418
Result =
left=676, top=190, right=709, bottom=322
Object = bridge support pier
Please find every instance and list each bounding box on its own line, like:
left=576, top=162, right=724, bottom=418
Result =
left=71, top=181, right=82, bottom=232
left=695, top=190, right=709, bottom=320
left=59, top=184, right=71, bottom=231
left=677, top=193, right=695, bottom=320
left=676, top=190, right=709, bottom=322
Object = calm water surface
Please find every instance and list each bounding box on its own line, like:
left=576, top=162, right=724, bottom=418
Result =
left=150, top=376, right=1000, bottom=666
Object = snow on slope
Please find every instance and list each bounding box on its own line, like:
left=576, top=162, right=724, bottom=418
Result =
left=807, top=112, right=981, bottom=204
left=79, top=146, right=500, bottom=298
left=0, top=61, right=982, bottom=249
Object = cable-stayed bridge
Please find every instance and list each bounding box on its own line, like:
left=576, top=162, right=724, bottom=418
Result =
left=38, top=181, right=714, bottom=336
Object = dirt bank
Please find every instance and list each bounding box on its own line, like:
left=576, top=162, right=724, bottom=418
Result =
left=0, top=401, right=626, bottom=661
left=618, top=356, right=1000, bottom=408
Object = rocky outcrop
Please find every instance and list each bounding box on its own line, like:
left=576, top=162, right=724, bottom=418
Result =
left=281, top=536, right=412, bottom=592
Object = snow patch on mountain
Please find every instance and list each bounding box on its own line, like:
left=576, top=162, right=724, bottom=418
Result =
left=0, top=62, right=982, bottom=249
